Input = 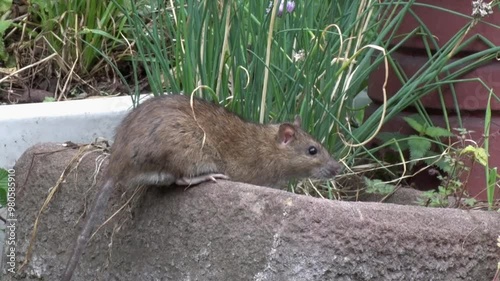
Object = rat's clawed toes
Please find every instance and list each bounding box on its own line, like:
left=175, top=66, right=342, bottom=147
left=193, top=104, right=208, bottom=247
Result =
left=177, top=173, right=229, bottom=186
left=208, top=173, right=230, bottom=182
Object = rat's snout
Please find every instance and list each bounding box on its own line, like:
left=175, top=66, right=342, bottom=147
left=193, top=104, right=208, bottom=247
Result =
left=313, top=158, right=342, bottom=179
left=328, top=158, right=342, bottom=176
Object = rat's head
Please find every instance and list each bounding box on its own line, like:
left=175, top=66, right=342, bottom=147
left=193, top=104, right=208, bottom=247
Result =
left=275, top=116, right=341, bottom=181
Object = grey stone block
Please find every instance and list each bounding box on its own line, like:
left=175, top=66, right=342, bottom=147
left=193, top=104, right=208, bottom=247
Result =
left=2, top=143, right=499, bottom=280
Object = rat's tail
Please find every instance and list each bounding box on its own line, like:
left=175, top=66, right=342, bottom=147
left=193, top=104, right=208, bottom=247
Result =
left=61, top=178, right=115, bottom=281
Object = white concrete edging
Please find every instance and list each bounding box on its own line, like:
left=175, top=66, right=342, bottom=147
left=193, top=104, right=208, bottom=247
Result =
left=0, top=95, right=151, bottom=168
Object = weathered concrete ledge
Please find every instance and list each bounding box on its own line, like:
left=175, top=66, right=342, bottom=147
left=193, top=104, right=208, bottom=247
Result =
left=3, top=143, right=500, bottom=280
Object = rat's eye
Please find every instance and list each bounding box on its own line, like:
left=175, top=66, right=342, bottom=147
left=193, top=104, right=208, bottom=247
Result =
left=308, top=146, right=318, bottom=155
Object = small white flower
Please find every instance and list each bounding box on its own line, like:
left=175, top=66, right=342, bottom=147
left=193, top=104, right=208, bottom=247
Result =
left=277, top=1, right=285, bottom=16
left=472, top=0, right=493, bottom=17
left=292, top=49, right=305, bottom=62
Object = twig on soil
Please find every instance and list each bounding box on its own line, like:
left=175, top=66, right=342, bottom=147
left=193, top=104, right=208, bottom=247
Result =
left=0, top=53, right=57, bottom=85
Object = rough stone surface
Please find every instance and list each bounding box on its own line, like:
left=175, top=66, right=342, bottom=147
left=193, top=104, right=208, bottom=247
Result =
left=2, top=143, right=500, bottom=280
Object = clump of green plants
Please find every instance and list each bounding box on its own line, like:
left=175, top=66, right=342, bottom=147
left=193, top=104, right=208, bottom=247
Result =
left=364, top=177, right=396, bottom=195
left=0, top=168, right=8, bottom=207
left=0, top=168, right=6, bottom=234
left=371, top=114, right=493, bottom=208
left=415, top=156, right=473, bottom=208
left=1, top=0, right=133, bottom=102
left=0, top=0, right=13, bottom=65
left=107, top=0, right=500, bottom=205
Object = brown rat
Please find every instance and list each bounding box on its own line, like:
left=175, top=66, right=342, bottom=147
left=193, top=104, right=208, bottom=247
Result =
left=62, top=94, right=341, bottom=280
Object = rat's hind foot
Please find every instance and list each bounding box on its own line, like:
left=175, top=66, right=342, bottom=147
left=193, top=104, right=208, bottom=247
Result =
left=176, top=173, right=229, bottom=186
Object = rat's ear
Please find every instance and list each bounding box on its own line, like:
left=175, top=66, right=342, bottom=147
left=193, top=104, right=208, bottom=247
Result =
left=277, top=123, right=296, bottom=145
left=294, top=115, right=302, bottom=127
